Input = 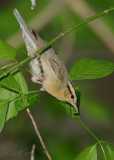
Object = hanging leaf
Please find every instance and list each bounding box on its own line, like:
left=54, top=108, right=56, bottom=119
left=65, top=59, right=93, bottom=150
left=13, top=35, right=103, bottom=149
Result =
left=75, top=144, right=97, bottom=160
left=0, top=39, right=16, bottom=61
left=70, top=58, right=114, bottom=80
left=15, top=94, right=38, bottom=112
left=0, top=100, right=9, bottom=132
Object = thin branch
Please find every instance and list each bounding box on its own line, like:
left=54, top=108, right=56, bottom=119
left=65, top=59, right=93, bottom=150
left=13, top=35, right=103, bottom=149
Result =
left=68, top=0, right=114, bottom=53
left=30, top=144, right=36, bottom=160
left=0, top=7, right=114, bottom=80
left=26, top=108, right=52, bottom=160
left=78, top=119, right=100, bottom=143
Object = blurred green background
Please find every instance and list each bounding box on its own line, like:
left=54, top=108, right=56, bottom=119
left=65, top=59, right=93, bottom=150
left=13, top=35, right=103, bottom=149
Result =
left=0, top=0, right=114, bottom=160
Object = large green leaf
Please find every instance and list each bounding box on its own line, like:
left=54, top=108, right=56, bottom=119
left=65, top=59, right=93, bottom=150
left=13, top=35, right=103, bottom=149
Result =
left=0, top=39, right=16, bottom=61
left=0, top=69, right=20, bottom=92
left=0, top=71, right=28, bottom=125
left=0, top=99, right=9, bottom=132
left=15, top=94, right=38, bottom=112
left=75, top=145, right=97, bottom=160
left=70, top=58, right=114, bottom=80
left=6, top=71, right=28, bottom=121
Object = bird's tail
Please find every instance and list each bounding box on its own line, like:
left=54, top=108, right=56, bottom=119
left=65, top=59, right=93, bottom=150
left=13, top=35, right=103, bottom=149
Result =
left=14, top=9, right=46, bottom=57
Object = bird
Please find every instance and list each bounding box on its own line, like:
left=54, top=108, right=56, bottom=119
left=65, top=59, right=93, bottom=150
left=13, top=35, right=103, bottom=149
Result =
left=14, top=9, right=78, bottom=113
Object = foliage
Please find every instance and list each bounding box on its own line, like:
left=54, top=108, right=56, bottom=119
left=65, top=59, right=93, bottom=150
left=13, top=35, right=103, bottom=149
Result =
left=0, top=6, right=114, bottom=159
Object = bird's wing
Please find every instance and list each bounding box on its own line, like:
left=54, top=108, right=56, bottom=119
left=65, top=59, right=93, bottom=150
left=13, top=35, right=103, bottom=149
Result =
left=47, top=53, right=69, bottom=85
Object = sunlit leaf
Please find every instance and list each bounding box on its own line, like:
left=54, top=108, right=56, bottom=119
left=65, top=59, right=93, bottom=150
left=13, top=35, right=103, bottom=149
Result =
left=0, top=99, right=9, bottom=132
left=0, top=39, right=16, bottom=61
left=70, top=58, right=114, bottom=80
left=15, top=94, right=38, bottom=112
left=75, top=144, right=97, bottom=160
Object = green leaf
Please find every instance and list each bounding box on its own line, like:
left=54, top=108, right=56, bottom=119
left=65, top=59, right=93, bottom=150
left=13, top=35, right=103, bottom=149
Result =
left=14, top=71, right=28, bottom=92
left=15, top=94, right=38, bottom=112
left=76, top=87, right=81, bottom=109
left=0, top=39, right=16, bottom=61
left=0, top=71, right=28, bottom=123
left=0, top=69, right=20, bottom=92
left=61, top=102, right=80, bottom=119
left=106, top=142, right=114, bottom=160
left=70, top=58, right=114, bottom=80
left=75, top=144, right=97, bottom=160
left=0, top=99, right=9, bottom=132
left=61, top=87, right=80, bottom=119
left=6, top=71, right=28, bottom=121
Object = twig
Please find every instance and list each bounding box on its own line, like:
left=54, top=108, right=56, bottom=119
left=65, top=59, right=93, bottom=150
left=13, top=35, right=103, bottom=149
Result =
left=26, top=108, right=52, bottom=160
left=30, top=144, right=36, bottom=160
left=0, top=7, right=114, bottom=81
left=68, top=0, right=114, bottom=53
left=78, top=119, right=100, bottom=142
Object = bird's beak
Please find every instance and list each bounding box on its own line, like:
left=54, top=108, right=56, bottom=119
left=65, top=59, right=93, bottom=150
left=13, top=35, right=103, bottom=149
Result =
left=71, top=101, right=79, bottom=114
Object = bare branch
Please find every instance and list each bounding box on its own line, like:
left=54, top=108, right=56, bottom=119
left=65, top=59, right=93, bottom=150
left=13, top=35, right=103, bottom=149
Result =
left=26, top=108, right=52, bottom=160
left=30, top=144, right=35, bottom=160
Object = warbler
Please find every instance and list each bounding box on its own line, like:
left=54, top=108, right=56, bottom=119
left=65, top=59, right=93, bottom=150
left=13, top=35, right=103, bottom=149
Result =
left=14, top=9, right=78, bottom=113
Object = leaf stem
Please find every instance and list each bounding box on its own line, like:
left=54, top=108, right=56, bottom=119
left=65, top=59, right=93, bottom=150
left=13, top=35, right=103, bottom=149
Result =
left=1, top=62, right=17, bottom=69
left=21, top=90, right=40, bottom=94
left=78, top=119, right=100, bottom=143
left=0, top=7, right=114, bottom=80
left=78, top=119, right=107, bottom=159
left=99, top=142, right=107, bottom=160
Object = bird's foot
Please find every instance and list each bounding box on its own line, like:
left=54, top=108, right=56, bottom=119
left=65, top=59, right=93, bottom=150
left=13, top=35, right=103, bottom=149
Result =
left=31, top=76, right=42, bottom=84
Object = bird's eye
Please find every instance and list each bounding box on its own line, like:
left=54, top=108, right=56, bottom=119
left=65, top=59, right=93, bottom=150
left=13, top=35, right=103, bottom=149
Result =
left=71, top=94, right=74, bottom=99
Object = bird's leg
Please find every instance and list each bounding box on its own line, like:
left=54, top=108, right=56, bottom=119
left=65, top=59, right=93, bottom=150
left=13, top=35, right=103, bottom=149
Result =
left=40, top=87, right=45, bottom=91
left=31, top=76, right=46, bottom=91
left=31, top=76, right=42, bottom=84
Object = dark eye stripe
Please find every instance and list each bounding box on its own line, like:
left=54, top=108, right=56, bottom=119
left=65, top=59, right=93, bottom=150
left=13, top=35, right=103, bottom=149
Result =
left=67, top=84, right=72, bottom=95
left=69, top=79, right=77, bottom=97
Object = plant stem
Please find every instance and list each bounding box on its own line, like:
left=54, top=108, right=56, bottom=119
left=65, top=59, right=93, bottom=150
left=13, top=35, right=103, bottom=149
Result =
left=78, top=119, right=107, bottom=159
left=1, top=62, right=17, bottom=69
left=30, top=144, right=36, bottom=160
left=22, top=90, right=40, bottom=94
left=26, top=108, right=52, bottom=160
left=78, top=119, right=100, bottom=143
left=0, top=7, right=114, bottom=80
left=35, top=7, right=114, bottom=56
